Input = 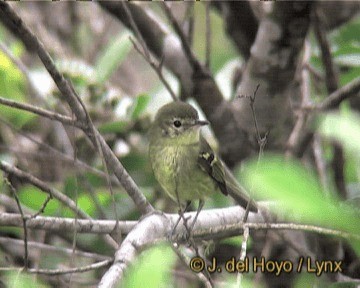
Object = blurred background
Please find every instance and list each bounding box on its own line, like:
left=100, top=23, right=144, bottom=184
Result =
left=0, top=2, right=359, bottom=287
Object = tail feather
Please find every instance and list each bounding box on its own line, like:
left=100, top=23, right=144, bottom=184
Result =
left=224, top=166, right=258, bottom=213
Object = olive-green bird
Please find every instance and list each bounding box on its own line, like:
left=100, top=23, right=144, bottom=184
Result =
left=149, top=101, right=258, bottom=218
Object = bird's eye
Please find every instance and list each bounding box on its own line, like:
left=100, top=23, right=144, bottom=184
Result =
left=173, top=120, right=182, bottom=128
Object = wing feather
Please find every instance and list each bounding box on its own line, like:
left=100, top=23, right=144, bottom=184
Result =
left=198, top=136, right=258, bottom=212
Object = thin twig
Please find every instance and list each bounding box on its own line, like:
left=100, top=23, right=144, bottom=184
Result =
left=184, top=2, right=195, bottom=46
left=192, top=221, right=360, bottom=242
left=286, top=40, right=312, bottom=157
left=205, top=2, right=211, bottom=69
left=3, top=177, right=29, bottom=268
left=0, top=259, right=113, bottom=275
left=0, top=3, right=86, bottom=121
left=303, top=62, right=324, bottom=82
left=313, top=6, right=338, bottom=93
left=130, top=37, right=178, bottom=101
left=0, top=116, right=120, bottom=187
left=314, top=5, right=346, bottom=198
left=238, top=84, right=268, bottom=160
left=0, top=96, right=84, bottom=128
left=313, top=135, right=329, bottom=192
left=0, top=236, right=111, bottom=261
left=314, top=76, right=360, bottom=110
left=236, top=226, right=249, bottom=286
left=31, top=195, right=52, bottom=219
left=162, top=2, right=202, bottom=72
left=170, top=243, right=213, bottom=288
left=0, top=161, right=90, bottom=219
left=0, top=1, right=154, bottom=216
left=287, top=76, right=360, bottom=157
left=237, top=84, right=266, bottom=279
left=120, top=2, right=150, bottom=61
left=120, top=2, right=177, bottom=102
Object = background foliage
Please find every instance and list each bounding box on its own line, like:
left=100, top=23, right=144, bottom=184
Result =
left=0, top=2, right=359, bottom=287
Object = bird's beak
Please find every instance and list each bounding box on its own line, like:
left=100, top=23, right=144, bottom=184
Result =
left=194, top=120, right=209, bottom=126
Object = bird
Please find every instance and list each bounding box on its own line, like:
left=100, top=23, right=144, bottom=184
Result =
left=148, top=101, right=257, bottom=230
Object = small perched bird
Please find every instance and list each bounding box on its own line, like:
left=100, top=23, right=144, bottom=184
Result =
left=149, top=101, right=257, bottom=223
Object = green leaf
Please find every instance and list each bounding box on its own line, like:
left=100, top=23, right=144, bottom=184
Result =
left=123, top=244, right=176, bottom=288
left=318, top=111, right=360, bottom=157
left=3, top=271, right=49, bottom=288
left=18, top=185, right=60, bottom=216
left=95, top=31, right=132, bottom=83
left=294, top=273, right=317, bottom=288
left=339, top=67, right=360, bottom=86
left=0, top=50, right=35, bottom=128
left=77, top=191, right=111, bottom=217
left=131, top=94, right=150, bottom=120
left=98, top=120, right=129, bottom=134
left=331, top=17, right=360, bottom=47
left=241, top=154, right=360, bottom=235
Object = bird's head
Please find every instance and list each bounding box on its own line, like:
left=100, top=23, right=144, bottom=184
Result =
left=150, top=102, right=208, bottom=145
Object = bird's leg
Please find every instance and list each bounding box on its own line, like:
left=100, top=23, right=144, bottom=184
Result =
left=170, top=181, right=192, bottom=241
left=242, top=201, right=251, bottom=223
left=188, top=199, right=204, bottom=239
left=171, top=200, right=192, bottom=240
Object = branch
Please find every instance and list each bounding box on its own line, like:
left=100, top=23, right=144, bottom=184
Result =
left=234, top=2, right=313, bottom=155
left=313, top=6, right=339, bottom=94
left=315, top=77, right=360, bottom=110
left=0, top=2, right=86, bottom=121
left=3, top=205, right=357, bottom=240
left=0, top=212, right=136, bottom=234
left=288, top=40, right=360, bottom=157
left=0, top=2, right=154, bottom=215
left=286, top=40, right=312, bottom=157
left=1, top=259, right=113, bottom=275
left=119, top=3, right=177, bottom=101
left=130, top=37, right=177, bottom=101
left=98, top=203, right=358, bottom=287
left=93, top=129, right=154, bottom=214
left=0, top=236, right=111, bottom=261
left=205, top=2, right=211, bottom=69
left=0, top=116, right=122, bottom=187
left=162, top=2, right=202, bottom=73
left=314, top=5, right=347, bottom=199
left=0, top=161, right=91, bottom=219
left=4, top=177, right=29, bottom=268
left=99, top=2, right=252, bottom=166
left=0, top=96, right=84, bottom=128
left=212, top=2, right=258, bottom=59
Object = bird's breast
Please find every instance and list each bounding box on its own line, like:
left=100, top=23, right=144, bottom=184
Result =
left=150, top=143, right=210, bottom=201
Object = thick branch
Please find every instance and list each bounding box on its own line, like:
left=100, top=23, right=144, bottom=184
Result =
left=99, top=2, right=251, bottom=165
left=0, top=213, right=136, bottom=234
left=98, top=203, right=358, bottom=287
left=212, top=2, right=258, bottom=59
left=235, top=2, right=313, bottom=152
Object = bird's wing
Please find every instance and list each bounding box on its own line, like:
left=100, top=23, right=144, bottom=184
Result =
left=198, top=135, right=258, bottom=212
left=198, top=135, right=228, bottom=196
